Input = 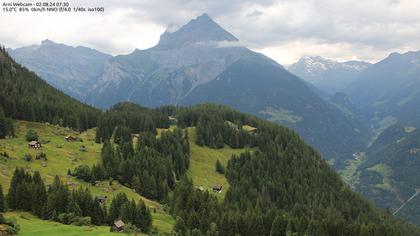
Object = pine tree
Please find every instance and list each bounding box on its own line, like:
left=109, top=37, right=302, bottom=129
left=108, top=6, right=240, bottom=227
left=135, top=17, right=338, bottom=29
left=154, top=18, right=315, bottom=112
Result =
left=270, top=215, right=287, bottom=236
left=215, top=159, right=225, bottom=174
left=0, top=106, right=6, bottom=138
left=174, top=216, right=187, bottom=234
left=32, top=171, right=47, bottom=217
left=91, top=198, right=104, bottom=225
left=66, top=197, right=82, bottom=216
left=7, top=168, right=24, bottom=209
left=25, top=129, right=39, bottom=141
left=0, top=184, right=4, bottom=212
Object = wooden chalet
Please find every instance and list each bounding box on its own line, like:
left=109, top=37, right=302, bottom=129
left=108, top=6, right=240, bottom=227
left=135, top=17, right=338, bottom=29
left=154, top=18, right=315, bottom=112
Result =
left=247, top=127, right=257, bottom=134
left=111, top=220, right=125, bottom=232
left=97, top=195, right=108, bottom=204
left=28, top=141, right=41, bottom=149
left=212, top=185, right=223, bottom=193
left=168, top=116, right=178, bottom=125
left=65, top=135, right=77, bottom=142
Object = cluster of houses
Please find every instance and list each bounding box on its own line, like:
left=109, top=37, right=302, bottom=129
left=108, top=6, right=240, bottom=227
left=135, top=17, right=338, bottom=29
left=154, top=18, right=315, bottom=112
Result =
left=27, top=135, right=82, bottom=149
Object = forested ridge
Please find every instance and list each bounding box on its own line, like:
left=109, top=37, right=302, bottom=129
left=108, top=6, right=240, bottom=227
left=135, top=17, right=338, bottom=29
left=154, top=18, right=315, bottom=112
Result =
left=1, top=168, right=152, bottom=233
left=1, top=44, right=419, bottom=234
left=88, top=103, right=420, bottom=235
left=0, top=46, right=100, bottom=132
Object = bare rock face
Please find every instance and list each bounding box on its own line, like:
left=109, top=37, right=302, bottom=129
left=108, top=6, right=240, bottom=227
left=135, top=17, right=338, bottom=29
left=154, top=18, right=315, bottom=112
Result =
left=86, top=13, right=247, bottom=108
left=9, top=39, right=112, bottom=99
left=288, top=55, right=371, bottom=93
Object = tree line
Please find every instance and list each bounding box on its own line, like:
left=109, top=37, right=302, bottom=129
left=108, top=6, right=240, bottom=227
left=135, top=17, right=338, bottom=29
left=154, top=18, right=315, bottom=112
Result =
left=0, top=105, right=14, bottom=138
left=95, top=102, right=170, bottom=143
left=0, top=46, right=100, bottom=132
left=166, top=104, right=420, bottom=236
left=2, top=168, right=152, bottom=233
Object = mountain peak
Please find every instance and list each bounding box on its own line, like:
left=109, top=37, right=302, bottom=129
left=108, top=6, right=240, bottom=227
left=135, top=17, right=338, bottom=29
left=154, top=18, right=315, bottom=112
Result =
left=41, top=39, right=55, bottom=45
left=156, top=13, right=238, bottom=49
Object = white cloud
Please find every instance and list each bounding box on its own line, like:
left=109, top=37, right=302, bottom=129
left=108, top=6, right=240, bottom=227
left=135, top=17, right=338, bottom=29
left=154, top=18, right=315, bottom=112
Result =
left=1, top=0, right=420, bottom=64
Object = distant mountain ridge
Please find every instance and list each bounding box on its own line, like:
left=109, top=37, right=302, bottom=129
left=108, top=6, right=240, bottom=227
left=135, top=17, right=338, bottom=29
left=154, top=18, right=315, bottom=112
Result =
left=345, top=50, right=420, bottom=126
left=7, top=13, right=371, bottom=165
left=9, top=40, right=111, bottom=99
left=288, top=55, right=371, bottom=93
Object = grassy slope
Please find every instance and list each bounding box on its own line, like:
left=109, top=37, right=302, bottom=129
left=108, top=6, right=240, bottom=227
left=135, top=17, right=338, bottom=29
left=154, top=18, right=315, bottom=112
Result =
left=4, top=212, right=141, bottom=236
left=0, top=121, right=173, bottom=234
left=367, top=163, right=394, bottom=192
left=186, top=127, right=249, bottom=199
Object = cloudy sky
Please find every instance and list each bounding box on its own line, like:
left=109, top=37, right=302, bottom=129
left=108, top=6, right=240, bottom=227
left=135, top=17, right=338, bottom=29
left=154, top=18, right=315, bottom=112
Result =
left=1, top=0, right=420, bottom=64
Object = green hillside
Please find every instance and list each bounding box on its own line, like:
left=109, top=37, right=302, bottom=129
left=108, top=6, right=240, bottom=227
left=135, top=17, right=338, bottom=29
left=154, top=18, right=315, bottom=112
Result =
left=187, top=127, right=250, bottom=199
left=355, top=124, right=420, bottom=225
left=3, top=212, right=122, bottom=236
left=0, top=120, right=174, bottom=234
left=0, top=47, right=99, bottom=132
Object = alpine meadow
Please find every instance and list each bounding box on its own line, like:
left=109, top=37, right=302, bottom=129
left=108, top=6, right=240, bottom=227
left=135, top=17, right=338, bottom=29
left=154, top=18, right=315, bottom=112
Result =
left=2, top=1, right=420, bottom=235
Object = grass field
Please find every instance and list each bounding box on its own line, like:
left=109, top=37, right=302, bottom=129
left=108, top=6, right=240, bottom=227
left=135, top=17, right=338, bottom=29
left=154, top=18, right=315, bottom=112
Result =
left=367, top=163, right=394, bottom=192
left=0, top=121, right=174, bottom=234
left=186, top=127, right=249, bottom=199
left=3, top=212, right=145, bottom=236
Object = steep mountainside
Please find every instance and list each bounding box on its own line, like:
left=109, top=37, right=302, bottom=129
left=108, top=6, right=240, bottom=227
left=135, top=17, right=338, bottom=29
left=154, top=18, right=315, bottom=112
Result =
left=289, top=56, right=371, bottom=93
left=345, top=50, right=420, bottom=125
left=164, top=104, right=420, bottom=235
left=86, top=14, right=248, bottom=108
left=355, top=124, right=420, bottom=225
left=0, top=47, right=99, bottom=131
left=8, top=40, right=111, bottom=99
left=7, top=14, right=371, bottom=164
left=180, top=53, right=371, bottom=165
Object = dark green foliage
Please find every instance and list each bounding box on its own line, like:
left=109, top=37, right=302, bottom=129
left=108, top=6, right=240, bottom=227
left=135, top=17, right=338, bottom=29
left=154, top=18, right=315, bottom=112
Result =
left=168, top=104, right=420, bottom=236
left=23, top=154, right=32, bottom=162
left=0, top=213, right=20, bottom=234
left=5, top=168, right=116, bottom=227
left=180, top=53, right=372, bottom=163
left=45, top=176, right=70, bottom=219
left=0, top=106, right=14, bottom=138
left=32, top=171, right=47, bottom=217
left=0, top=184, right=4, bottom=212
left=95, top=102, right=170, bottom=143
left=108, top=193, right=152, bottom=233
left=97, top=119, right=189, bottom=201
left=356, top=124, right=420, bottom=225
left=270, top=215, right=287, bottom=236
left=25, top=129, right=38, bottom=141
left=173, top=104, right=258, bottom=149
left=35, top=152, right=47, bottom=160
left=73, top=165, right=91, bottom=182
left=57, top=213, right=91, bottom=226
left=182, top=110, right=255, bottom=149
left=0, top=47, right=100, bottom=131
left=215, top=159, right=225, bottom=174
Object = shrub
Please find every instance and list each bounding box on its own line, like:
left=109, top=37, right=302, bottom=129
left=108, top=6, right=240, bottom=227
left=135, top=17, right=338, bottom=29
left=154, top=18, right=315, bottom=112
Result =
left=0, top=214, right=20, bottom=234
left=23, top=154, right=32, bottom=162
left=35, top=152, right=47, bottom=160
left=79, top=145, right=87, bottom=152
left=57, top=213, right=91, bottom=226
left=25, top=129, right=38, bottom=142
left=74, top=165, right=91, bottom=182
left=215, top=159, right=225, bottom=174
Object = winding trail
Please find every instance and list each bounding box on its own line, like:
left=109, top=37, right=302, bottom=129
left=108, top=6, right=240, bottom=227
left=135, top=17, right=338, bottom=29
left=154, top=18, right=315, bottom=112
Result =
left=393, top=189, right=420, bottom=215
